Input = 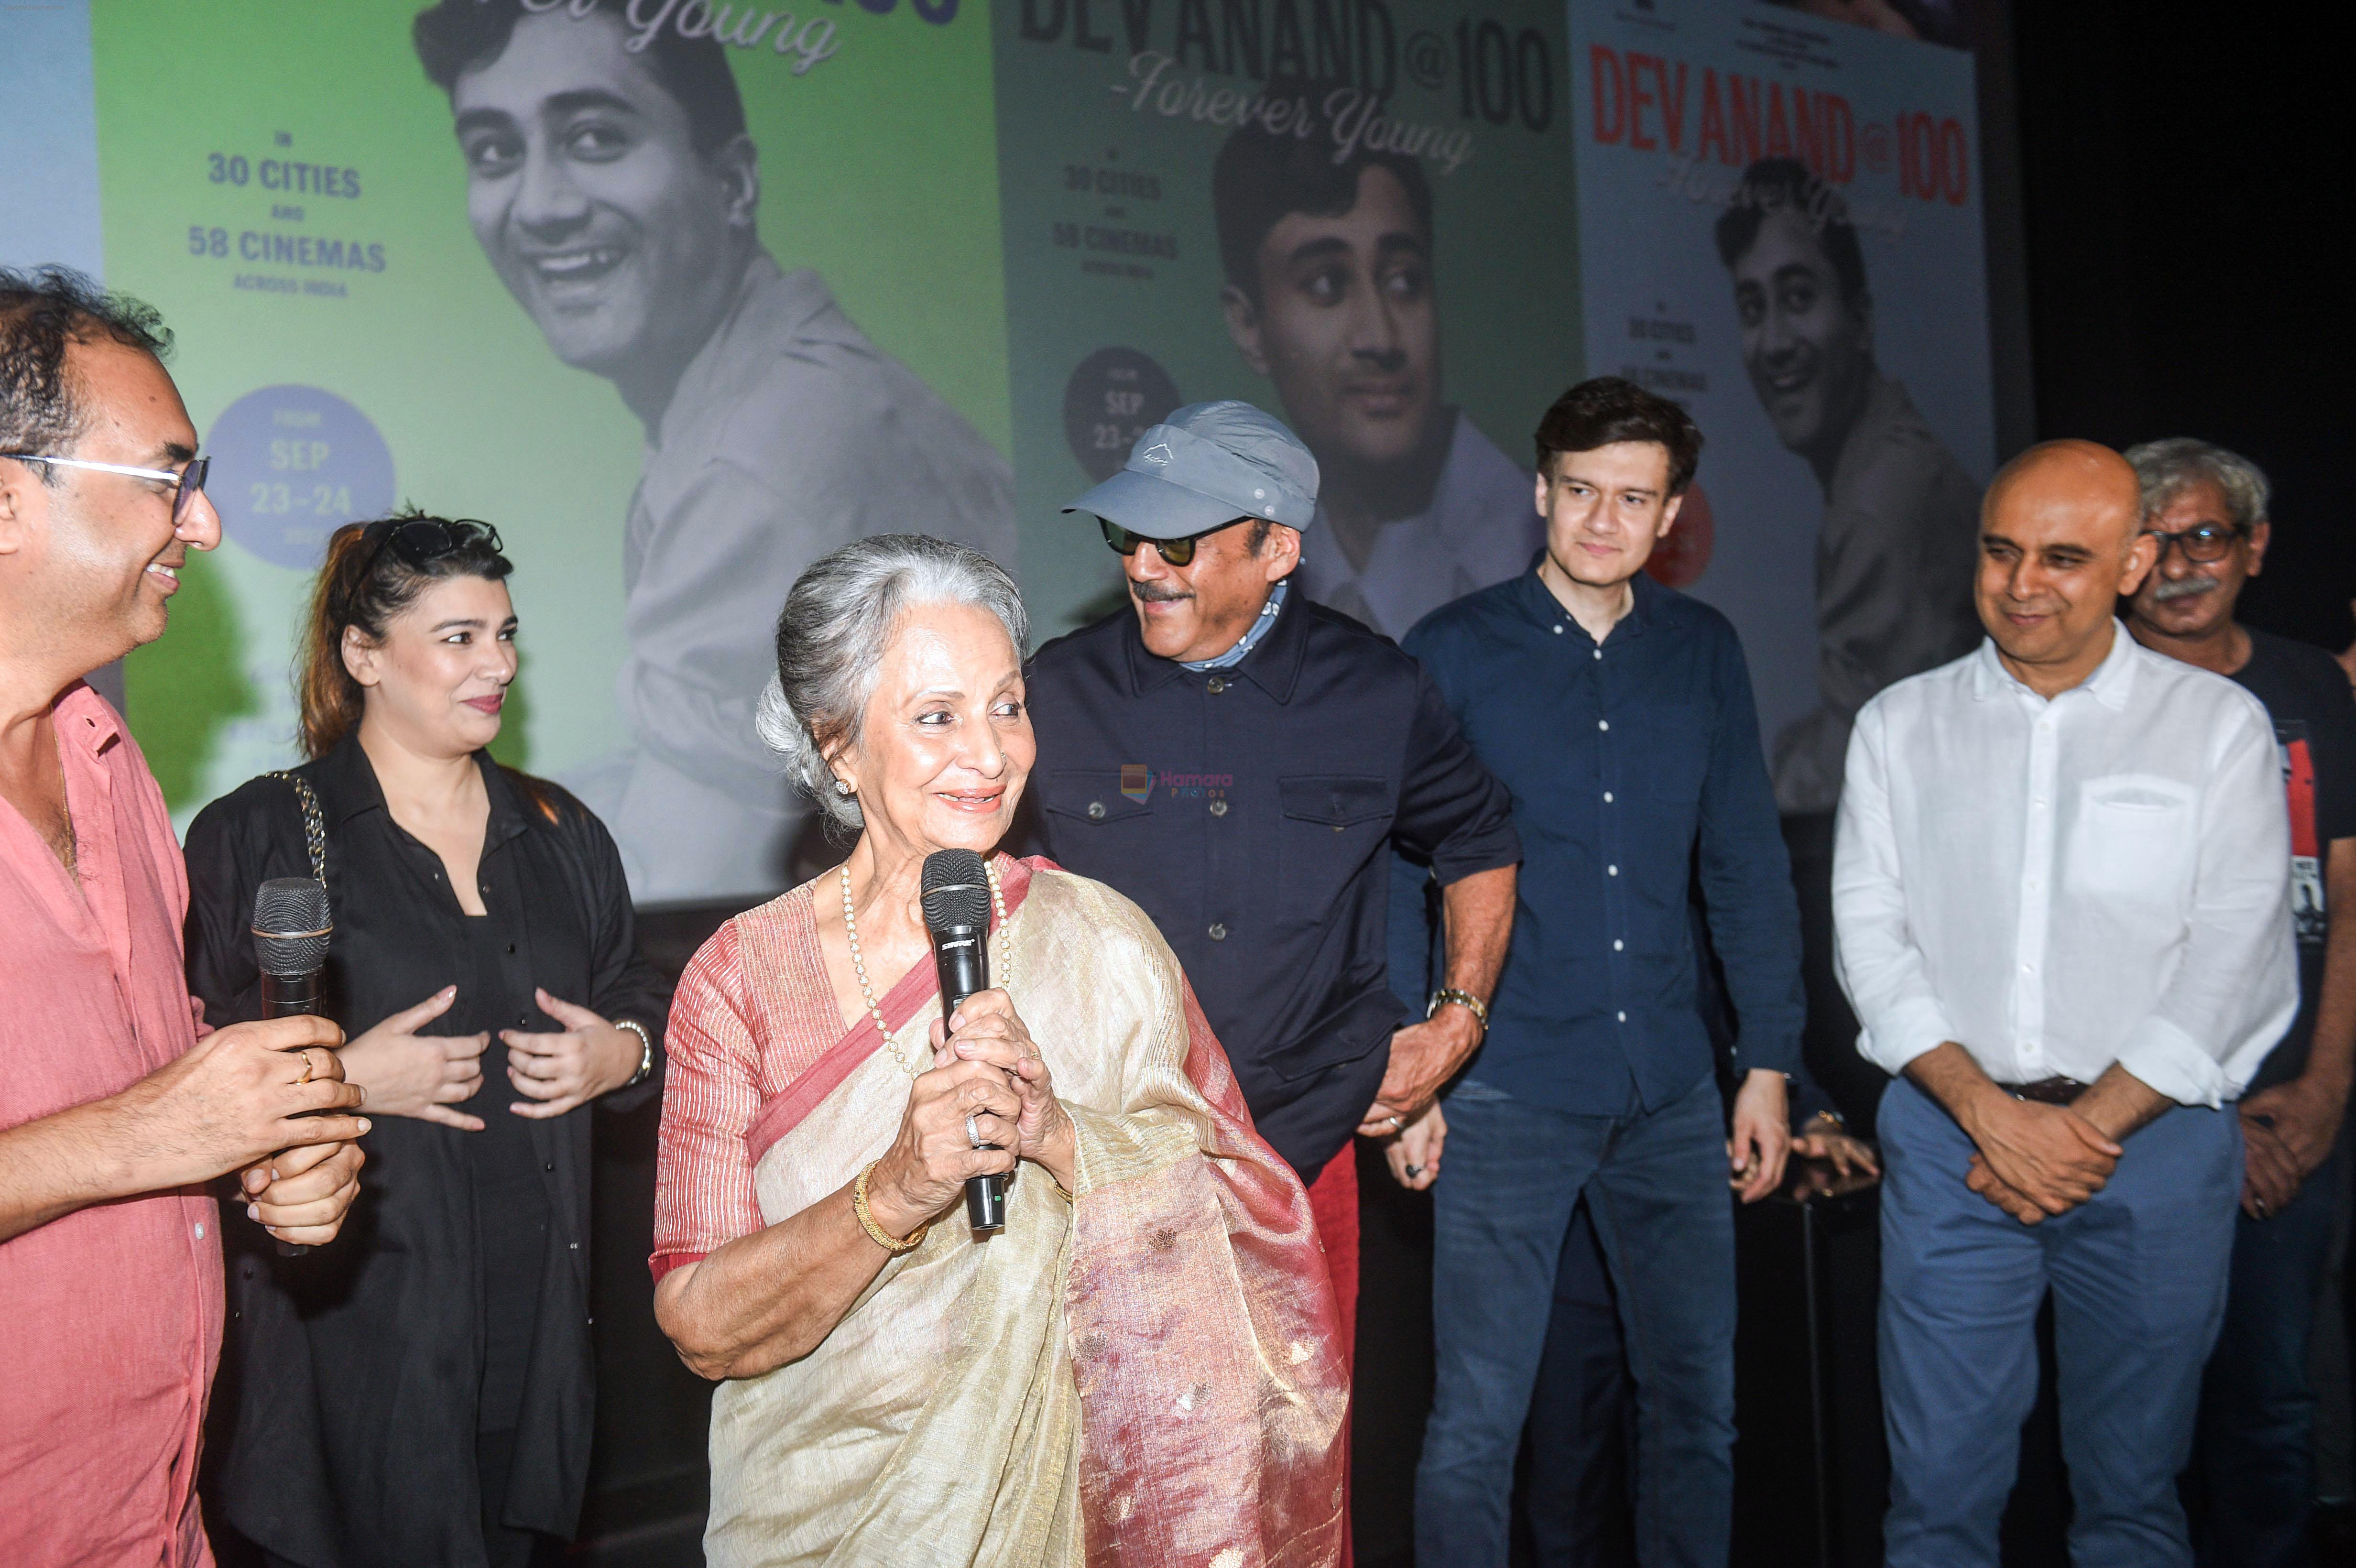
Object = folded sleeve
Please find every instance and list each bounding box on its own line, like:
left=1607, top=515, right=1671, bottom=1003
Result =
left=2115, top=694, right=2297, bottom=1105
left=1832, top=700, right=1962, bottom=1076
left=649, top=923, right=767, bottom=1280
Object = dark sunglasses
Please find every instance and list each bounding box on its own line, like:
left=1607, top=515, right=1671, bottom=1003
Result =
left=1099, top=514, right=1249, bottom=567
left=2144, top=520, right=2251, bottom=565
left=354, top=516, right=504, bottom=581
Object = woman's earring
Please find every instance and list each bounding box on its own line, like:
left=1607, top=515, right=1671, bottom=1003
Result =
left=833, top=778, right=854, bottom=796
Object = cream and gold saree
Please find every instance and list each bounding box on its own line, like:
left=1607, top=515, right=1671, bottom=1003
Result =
left=653, top=855, right=1348, bottom=1568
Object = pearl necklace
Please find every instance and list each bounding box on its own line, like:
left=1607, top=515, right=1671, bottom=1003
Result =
left=841, top=858, right=1011, bottom=1079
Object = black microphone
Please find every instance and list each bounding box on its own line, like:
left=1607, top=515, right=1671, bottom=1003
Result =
left=921, top=849, right=1004, bottom=1232
left=252, top=877, right=332, bottom=1258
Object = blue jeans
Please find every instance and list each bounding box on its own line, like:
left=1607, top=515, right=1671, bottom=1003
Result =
left=1524, top=1199, right=1636, bottom=1568
left=2194, top=1132, right=2348, bottom=1568
left=1878, top=1078, right=2241, bottom=1568
left=1417, top=1074, right=1735, bottom=1568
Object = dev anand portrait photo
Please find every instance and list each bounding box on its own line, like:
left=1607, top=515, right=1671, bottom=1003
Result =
left=1212, top=82, right=1542, bottom=642
left=1713, top=155, right=1981, bottom=817
left=414, top=0, right=1016, bottom=901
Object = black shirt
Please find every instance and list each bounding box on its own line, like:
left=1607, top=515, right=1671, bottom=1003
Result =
left=2228, top=628, right=2356, bottom=1090
left=1020, top=586, right=1521, bottom=1181
left=183, top=736, right=668, bottom=1565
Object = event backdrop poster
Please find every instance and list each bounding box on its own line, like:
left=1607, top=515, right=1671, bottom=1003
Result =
left=996, top=0, right=1584, bottom=641
left=83, top=0, right=1011, bottom=901
left=1570, top=0, right=1992, bottom=797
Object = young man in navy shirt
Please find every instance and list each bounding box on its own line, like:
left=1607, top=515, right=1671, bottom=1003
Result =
left=1402, top=377, right=1804, bottom=1566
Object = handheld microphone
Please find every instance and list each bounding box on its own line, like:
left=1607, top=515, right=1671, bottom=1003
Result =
left=921, top=849, right=1004, bottom=1232
left=252, top=877, right=332, bottom=1258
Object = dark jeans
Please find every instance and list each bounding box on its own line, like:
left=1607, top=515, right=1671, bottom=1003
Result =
left=1418, top=1073, right=1736, bottom=1568
left=1879, top=1078, right=2240, bottom=1568
left=2194, top=1134, right=2349, bottom=1568
left=1524, top=1198, right=1636, bottom=1568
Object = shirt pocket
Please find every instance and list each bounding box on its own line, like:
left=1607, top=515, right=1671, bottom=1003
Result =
left=1276, top=774, right=1396, bottom=925
left=2065, top=773, right=2198, bottom=907
left=1037, top=768, right=1157, bottom=835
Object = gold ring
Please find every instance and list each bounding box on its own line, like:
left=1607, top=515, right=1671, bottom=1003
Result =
left=294, top=1051, right=315, bottom=1085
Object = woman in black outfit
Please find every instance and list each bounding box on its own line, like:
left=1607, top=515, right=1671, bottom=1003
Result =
left=185, top=515, right=668, bottom=1568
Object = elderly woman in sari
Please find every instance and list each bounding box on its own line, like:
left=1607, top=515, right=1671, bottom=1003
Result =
left=652, top=534, right=1349, bottom=1567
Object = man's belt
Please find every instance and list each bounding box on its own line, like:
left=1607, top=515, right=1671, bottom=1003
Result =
left=1994, top=1076, right=2088, bottom=1106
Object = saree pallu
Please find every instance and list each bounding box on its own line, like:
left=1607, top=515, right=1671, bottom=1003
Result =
left=655, top=856, right=1348, bottom=1568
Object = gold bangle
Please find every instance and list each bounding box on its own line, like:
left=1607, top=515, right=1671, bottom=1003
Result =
left=853, top=1161, right=929, bottom=1254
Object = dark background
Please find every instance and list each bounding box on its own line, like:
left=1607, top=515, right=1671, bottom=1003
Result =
left=2014, top=2, right=2350, bottom=654
left=562, top=6, right=2356, bottom=1563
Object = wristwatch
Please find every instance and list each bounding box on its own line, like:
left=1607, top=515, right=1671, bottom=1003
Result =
left=615, top=1018, right=654, bottom=1089
left=1427, top=987, right=1491, bottom=1038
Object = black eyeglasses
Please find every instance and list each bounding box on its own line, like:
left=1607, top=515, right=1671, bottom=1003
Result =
left=2145, top=520, right=2251, bottom=564
left=1, top=452, right=211, bottom=525
left=1099, top=515, right=1250, bottom=567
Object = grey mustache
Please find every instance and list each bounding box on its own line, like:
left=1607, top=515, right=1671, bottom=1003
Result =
left=2152, top=575, right=2218, bottom=603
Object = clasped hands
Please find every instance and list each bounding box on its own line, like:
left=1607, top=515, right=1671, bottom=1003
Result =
left=860, top=990, right=1076, bottom=1240
left=1960, top=1092, right=2122, bottom=1225
left=132, top=1013, right=369, bottom=1247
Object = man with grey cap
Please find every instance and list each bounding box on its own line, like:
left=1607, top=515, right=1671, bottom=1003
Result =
left=1020, top=401, right=1520, bottom=1418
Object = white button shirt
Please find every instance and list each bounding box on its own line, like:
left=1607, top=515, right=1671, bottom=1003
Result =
left=1833, top=625, right=2296, bottom=1106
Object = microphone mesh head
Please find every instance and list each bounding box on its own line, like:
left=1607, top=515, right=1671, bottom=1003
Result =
left=920, top=849, right=991, bottom=933
left=252, top=877, right=332, bottom=976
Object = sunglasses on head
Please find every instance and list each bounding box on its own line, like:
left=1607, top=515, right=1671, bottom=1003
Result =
left=354, top=516, right=504, bottom=580
left=1098, top=514, right=1250, bottom=567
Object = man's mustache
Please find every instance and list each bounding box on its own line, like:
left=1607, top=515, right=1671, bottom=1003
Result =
left=2152, top=575, right=2218, bottom=604
left=1130, top=581, right=1194, bottom=604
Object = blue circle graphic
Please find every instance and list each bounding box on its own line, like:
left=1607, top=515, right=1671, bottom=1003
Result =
left=208, top=385, right=396, bottom=569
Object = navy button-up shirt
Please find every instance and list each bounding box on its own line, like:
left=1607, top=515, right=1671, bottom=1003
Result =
left=1021, top=586, right=1521, bottom=1180
left=1396, top=568, right=1803, bottom=1114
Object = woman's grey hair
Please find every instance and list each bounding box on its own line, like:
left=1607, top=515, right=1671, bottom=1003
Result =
left=755, top=534, right=1029, bottom=831
left=2122, top=437, right=2271, bottom=533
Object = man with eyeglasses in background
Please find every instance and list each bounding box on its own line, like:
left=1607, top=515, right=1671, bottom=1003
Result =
left=1019, top=402, right=1521, bottom=1562
left=0, top=266, right=370, bottom=1565
left=2121, top=437, right=2356, bottom=1567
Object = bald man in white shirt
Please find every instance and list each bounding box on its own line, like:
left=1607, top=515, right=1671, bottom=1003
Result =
left=1832, top=441, right=2295, bottom=1568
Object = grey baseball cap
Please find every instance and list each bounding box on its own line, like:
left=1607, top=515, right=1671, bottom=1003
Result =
left=1062, top=400, right=1320, bottom=540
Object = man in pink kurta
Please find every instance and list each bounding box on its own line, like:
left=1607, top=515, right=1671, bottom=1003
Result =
left=0, top=267, right=369, bottom=1565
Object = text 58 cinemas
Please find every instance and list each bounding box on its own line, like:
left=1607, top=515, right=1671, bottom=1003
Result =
left=187, top=149, right=385, bottom=280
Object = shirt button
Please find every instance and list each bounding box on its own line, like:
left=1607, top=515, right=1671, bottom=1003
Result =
left=194, top=1221, right=206, bottom=1240
left=1208, top=923, right=1228, bottom=941
left=506, top=943, right=517, bottom=955
left=1209, top=799, right=1228, bottom=817
left=1603, top=792, right=1614, bottom=804
left=1617, top=1011, right=1628, bottom=1023
left=1554, top=624, right=1564, bottom=634
left=544, top=1161, right=556, bottom=1172
left=1613, top=939, right=1624, bottom=951
left=1593, top=649, right=1603, bottom=661
left=1087, top=801, right=1106, bottom=821
left=519, top=1014, right=531, bottom=1026
left=1607, top=865, right=1619, bottom=876
left=1205, top=676, right=1228, bottom=694
left=1598, top=719, right=1610, bottom=731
